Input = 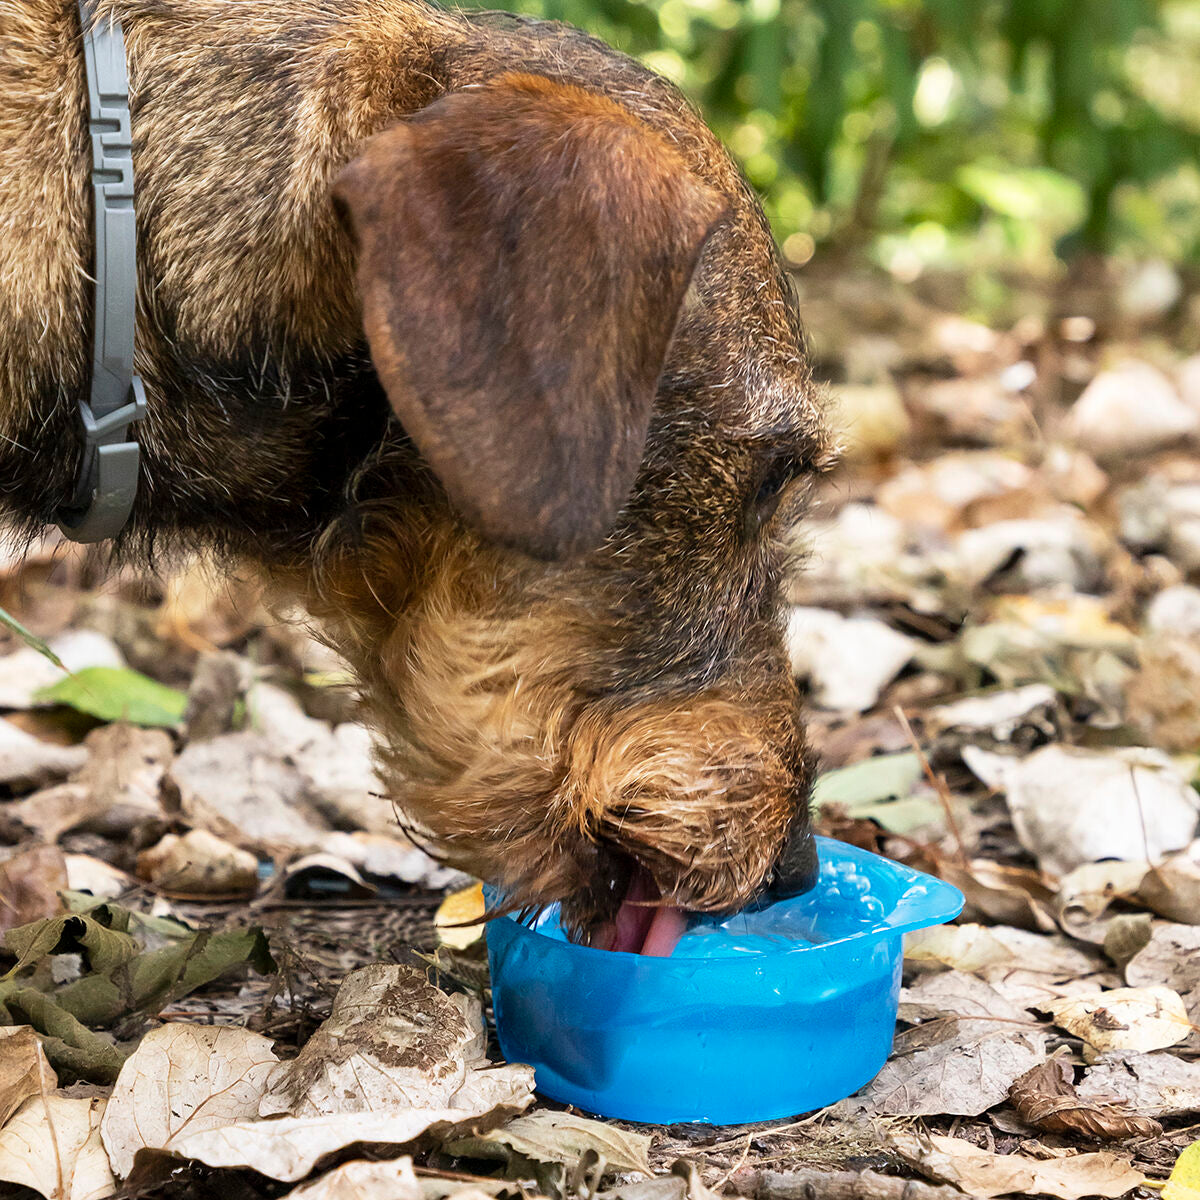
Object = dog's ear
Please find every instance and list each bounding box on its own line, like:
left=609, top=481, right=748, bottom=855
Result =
left=333, top=73, right=728, bottom=559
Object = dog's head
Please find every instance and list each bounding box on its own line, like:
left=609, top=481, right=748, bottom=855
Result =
left=324, top=70, right=831, bottom=949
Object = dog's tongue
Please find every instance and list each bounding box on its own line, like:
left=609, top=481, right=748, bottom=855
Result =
left=597, top=865, right=688, bottom=956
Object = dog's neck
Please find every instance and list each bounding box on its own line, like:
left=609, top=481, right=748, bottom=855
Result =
left=0, top=0, right=463, bottom=548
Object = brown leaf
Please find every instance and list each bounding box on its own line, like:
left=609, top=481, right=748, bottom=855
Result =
left=0, top=1027, right=58, bottom=1127
left=1009, top=1052, right=1162, bottom=1140
left=0, top=844, right=68, bottom=934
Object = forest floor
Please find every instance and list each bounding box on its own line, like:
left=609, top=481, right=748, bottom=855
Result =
left=1, top=256, right=1199, bottom=1199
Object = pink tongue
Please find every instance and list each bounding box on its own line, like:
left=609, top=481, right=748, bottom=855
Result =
left=607, top=867, right=687, bottom=957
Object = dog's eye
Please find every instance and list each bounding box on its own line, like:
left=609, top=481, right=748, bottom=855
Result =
left=744, top=456, right=798, bottom=537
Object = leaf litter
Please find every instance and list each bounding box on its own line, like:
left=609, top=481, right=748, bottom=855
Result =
left=5, top=270, right=1200, bottom=1197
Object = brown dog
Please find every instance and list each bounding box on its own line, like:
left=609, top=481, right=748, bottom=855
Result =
left=0, top=0, right=832, bottom=948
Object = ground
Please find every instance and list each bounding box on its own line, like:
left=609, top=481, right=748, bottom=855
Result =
left=0, top=256, right=1198, bottom=1200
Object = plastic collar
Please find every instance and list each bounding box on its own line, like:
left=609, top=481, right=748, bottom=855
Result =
left=57, top=0, right=145, bottom=544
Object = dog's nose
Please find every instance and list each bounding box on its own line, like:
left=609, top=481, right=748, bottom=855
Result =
left=766, top=819, right=819, bottom=899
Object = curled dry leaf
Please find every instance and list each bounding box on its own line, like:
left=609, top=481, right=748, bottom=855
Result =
left=1009, top=1052, right=1162, bottom=1140
left=892, top=1130, right=1146, bottom=1200
left=0, top=1095, right=115, bottom=1200
left=1048, top=986, right=1191, bottom=1054
left=1138, top=843, right=1200, bottom=925
left=1055, top=861, right=1151, bottom=944
left=136, top=829, right=258, bottom=898
left=99, top=1023, right=279, bottom=1178
left=938, top=859, right=1058, bottom=933
left=0, top=1026, right=57, bottom=1127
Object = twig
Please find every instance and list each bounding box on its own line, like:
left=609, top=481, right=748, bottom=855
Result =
left=894, top=706, right=967, bottom=864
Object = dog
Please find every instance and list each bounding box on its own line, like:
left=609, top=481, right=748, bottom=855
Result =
left=0, top=0, right=833, bottom=952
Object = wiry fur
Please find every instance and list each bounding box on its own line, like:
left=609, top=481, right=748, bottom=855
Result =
left=0, top=0, right=833, bottom=929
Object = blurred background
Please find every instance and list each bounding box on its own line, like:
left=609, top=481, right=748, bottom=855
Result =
left=465, top=0, right=1200, bottom=328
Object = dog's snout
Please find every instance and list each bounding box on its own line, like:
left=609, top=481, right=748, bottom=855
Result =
left=765, top=817, right=819, bottom=900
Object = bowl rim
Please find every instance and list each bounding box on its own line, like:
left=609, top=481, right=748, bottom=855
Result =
left=485, top=836, right=964, bottom=963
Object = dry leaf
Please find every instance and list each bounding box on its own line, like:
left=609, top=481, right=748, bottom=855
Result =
left=136, top=829, right=258, bottom=898
left=1048, top=986, right=1191, bottom=1053
left=970, top=744, right=1200, bottom=876
left=450, top=1111, right=653, bottom=1175
left=99, top=1024, right=279, bottom=1178
left=260, top=965, right=533, bottom=1118
left=899, top=971, right=1030, bottom=1023
left=1009, top=1052, right=1161, bottom=1139
left=1079, top=1053, right=1200, bottom=1119
left=0, top=844, right=68, bottom=934
left=846, top=1014, right=1045, bottom=1117
left=0, top=1095, right=116, bottom=1200
left=436, top=883, right=486, bottom=950
left=163, top=1107, right=526, bottom=1183
left=939, top=859, right=1058, bottom=932
left=1125, top=924, right=1200, bottom=1051
left=0, top=1027, right=57, bottom=1127
left=1055, top=862, right=1151, bottom=943
left=892, top=1130, right=1146, bottom=1199
left=1138, top=843, right=1200, bottom=925
left=288, top=1157, right=424, bottom=1200
left=0, top=718, right=86, bottom=789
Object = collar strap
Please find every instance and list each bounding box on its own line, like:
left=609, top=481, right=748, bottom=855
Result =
left=57, top=0, right=145, bottom=544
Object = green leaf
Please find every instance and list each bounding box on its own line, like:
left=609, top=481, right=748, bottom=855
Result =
left=0, top=607, right=64, bottom=670
left=4, top=914, right=138, bottom=979
left=813, top=751, right=923, bottom=809
left=0, top=984, right=125, bottom=1083
left=812, top=752, right=943, bottom=834
left=34, top=666, right=187, bottom=728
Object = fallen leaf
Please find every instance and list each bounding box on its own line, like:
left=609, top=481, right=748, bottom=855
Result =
left=965, top=744, right=1200, bottom=875
left=323, top=831, right=464, bottom=891
left=0, top=845, right=68, bottom=934
left=6, top=724, right=171, bottom=842
left=260, top=964, right=534, bottom=1118
left=0, top=630, right=123, bottom=712
left=1125, top=924, right=1200, bottom=1051
left=36, top=667, right=187, bottom=728
left=1079, top=1052, right=1200, bottom=1119
left=0, top=1027, right=57, bottom=1126
left=62, top=857, right=132, bottom=902
left=164, top=1108, right=527, bottom=1183
left=169, top=731, right=331, bottom=851
left=99, top=1024, right=279, bottom=1179
left=787, top=608, right=913, bottom=713
left=1048, top=987, right=1191, bottom=1053
left=0, top=718, right=86, bottom=789
left=846, top=1012, right=1045, bottom=1117
left=1068, top=361, right=1197, bottom=460
left=1164, top=1140, right=1200, bottom=1200
left=899, top=971, right=1030, bottom=1023
left=282, top=853, right=376, bottom=901
left=939, top=859, right=1058, bottom=933
left=1009, top=1052, right=1161, bottom=1139
left=0, top=1095, right=116, bottom=1200
left=288, top=1157, right=424, bottom=1200
left=1138, top=842, right=1200, bottom=925
left=136, top=829, right=258, bottom=898
left=892, top=1130, right=1146, bottom=1199
left=1055, top=861, right=1151, bottom=943
left=436, top=883, right=486, bottom=950
left=447, top=1111, right=653, bottom=1175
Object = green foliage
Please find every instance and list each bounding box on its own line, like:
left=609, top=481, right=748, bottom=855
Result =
left=461, top=0, right=1200, bottom=266
left=35, top=666, right=188, bottom=728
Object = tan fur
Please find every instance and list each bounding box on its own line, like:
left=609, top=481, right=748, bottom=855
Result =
left=1, top=0, right=832, bottom=929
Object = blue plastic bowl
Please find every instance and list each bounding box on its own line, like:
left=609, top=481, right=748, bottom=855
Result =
left=485, top=837, right=963, bottom=1124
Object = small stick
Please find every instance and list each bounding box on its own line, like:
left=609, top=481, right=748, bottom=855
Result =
left=893, top=706, right=967, bottom=864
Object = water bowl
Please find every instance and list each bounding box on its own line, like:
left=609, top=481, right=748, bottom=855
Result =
left=485, top=836, right=963, bottom=1124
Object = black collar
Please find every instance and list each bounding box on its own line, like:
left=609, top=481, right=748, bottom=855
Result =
left=57, top=0, right=145, bottom=543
